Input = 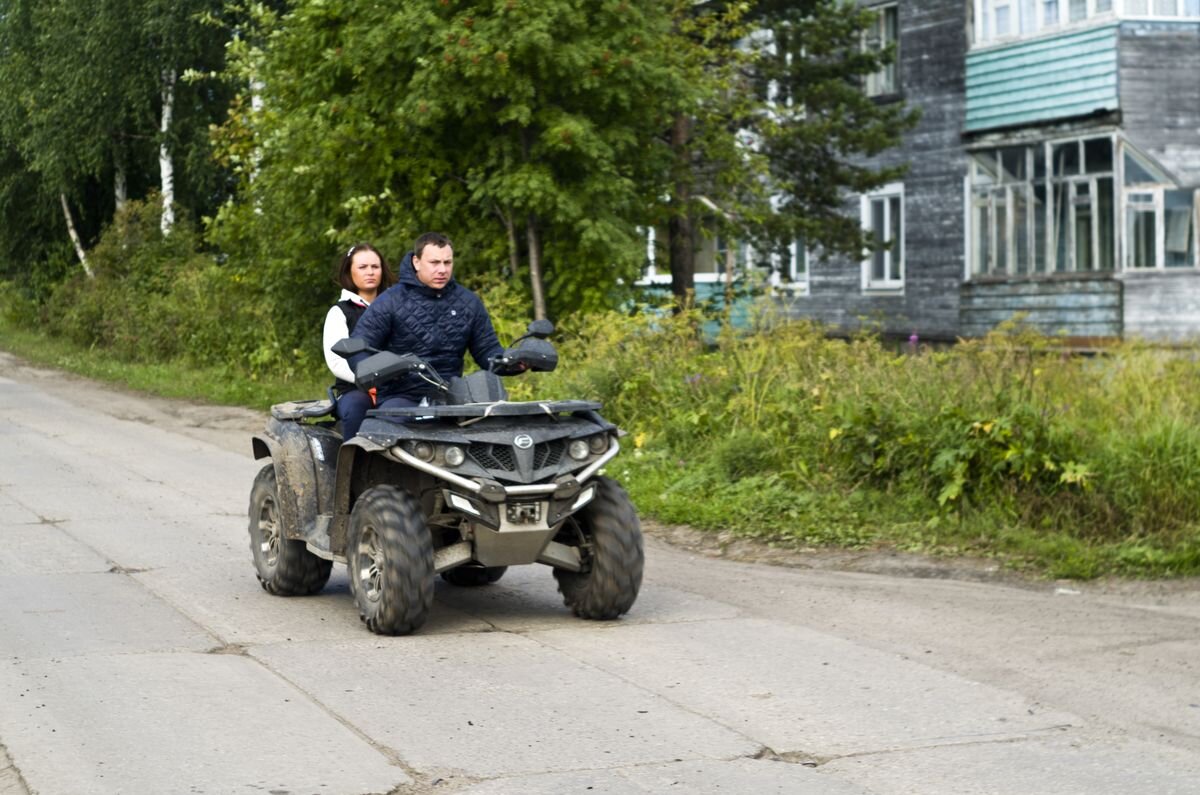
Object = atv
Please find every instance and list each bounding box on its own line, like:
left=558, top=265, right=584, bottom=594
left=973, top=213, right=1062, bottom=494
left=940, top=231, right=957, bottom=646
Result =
left=247, top=320, right=644, bottom=635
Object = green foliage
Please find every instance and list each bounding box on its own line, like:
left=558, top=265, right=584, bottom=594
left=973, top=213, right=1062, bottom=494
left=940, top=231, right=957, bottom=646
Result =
left=0, top=0, right=236, bottom=287
left=37, top=198, right=291, bottom=376
left=510, top=311, right=1200, bottom=578
left=0, top=312, right=326, bottom=412
left=745, top=0, right=920, bottom=259
left=209, top=0, right=683, bottom=341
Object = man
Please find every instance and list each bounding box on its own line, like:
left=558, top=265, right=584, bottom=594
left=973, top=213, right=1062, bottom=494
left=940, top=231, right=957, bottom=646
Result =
left=349, top=232, right=504, bottom=418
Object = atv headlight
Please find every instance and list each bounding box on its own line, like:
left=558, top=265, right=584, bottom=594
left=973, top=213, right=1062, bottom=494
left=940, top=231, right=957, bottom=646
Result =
left=412, top=441, right=435, bottom=462
left=444, top=445, right=465, bottom=467
left=568, top=439, right=590, bottom=461
left=588, top=434, right=609, bottom=454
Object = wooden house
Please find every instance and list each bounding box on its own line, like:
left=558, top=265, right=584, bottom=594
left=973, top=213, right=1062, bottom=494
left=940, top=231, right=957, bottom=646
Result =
left=642, top=0, right=1200, bottom=343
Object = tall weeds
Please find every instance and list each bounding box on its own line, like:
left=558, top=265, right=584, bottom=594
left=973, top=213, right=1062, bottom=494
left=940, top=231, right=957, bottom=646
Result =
left=524, top=307, right=1200, bottom=577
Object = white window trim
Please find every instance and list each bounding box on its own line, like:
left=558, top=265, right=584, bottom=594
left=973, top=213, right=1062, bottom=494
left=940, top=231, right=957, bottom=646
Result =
left=1121, top=187, right=1200, bottom=270
left=637, top=226, right=735, bottom=285
left=767, top=239, right=811, bottom=296
left=963, top=174, right=973, bottom=281
left=964, top=135, right=1198, bottom=278
left=864, top=3, right=899, bottom=97
left=861, top=182, right=906, bottom=293
left=1122, top=189, right=1163, bottom=269
left=973, top=0, right=1198, bottom=48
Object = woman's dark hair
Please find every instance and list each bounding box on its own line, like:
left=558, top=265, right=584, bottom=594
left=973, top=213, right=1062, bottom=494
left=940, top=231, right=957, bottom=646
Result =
left=334, top=243, right=397, bottom=293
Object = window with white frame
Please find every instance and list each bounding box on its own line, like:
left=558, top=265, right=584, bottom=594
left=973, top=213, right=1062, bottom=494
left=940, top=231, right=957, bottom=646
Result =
left=786, top=239, right=809, bottom=288
left=968, top=138, right=1197, bottom=276
left=974, top=0, right=1198, bottom=45
left=969, top=136, right=1118, bottom=276
left=862, top=184, right=904, bottom=291
left=762, top=239, right=810, bottom=293
left=864, top=4, right=899, bottom=97
left=1122, top=148, right=1198, bottom=270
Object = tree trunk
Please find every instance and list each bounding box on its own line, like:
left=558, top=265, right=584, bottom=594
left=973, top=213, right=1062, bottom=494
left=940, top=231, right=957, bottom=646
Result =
left=159, top=67, right=176, bottom=235
left=724, top=238, right=735, bottom=311
left=495, top=204, right=519, bottom=280
left=668, top=213, right=694, bottom=312
left=668, top=112, right=695, bottom=311
left=250, top=78, right=264, bottom=183
left=60, top=193, right=93, bottom=278
left=526, top=216, right=547, bottom=321
left=114, top=166, right=127, bottom=213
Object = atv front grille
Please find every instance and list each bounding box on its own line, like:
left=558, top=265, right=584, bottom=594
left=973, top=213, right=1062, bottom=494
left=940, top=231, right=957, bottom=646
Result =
left=468, top=439, right=566, bottom=472
left=469, top=442, right=516, bottom=471
left=534, top=439, right=564, bottom=468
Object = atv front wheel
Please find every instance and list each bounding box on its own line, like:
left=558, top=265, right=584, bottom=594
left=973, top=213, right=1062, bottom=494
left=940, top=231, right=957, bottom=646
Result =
left=348, top=485, right=434, bottom=635
left=441, top=564, right=507, bottom=587
left=553, top=476, right=644, bottom=620
left=248, top=465, right=332, bottom=595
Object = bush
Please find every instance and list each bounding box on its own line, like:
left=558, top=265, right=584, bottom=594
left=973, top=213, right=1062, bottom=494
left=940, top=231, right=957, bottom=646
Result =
left=38, top=198, right=301, bottom=377
left=520, top=309, right=1200, bottom=577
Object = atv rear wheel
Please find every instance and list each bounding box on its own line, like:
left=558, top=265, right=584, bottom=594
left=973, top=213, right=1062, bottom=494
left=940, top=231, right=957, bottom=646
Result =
left=348, top=485, right=434, bottom=635
left=248, top=465, right=332, bottom=595
left=441, top=564, right=507, bottom=587
left=553, top=476, right=643, bottom=620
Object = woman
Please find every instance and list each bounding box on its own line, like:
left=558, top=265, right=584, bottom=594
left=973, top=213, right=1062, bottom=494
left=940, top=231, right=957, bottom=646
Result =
left=323, top=243, right=397, bottom=439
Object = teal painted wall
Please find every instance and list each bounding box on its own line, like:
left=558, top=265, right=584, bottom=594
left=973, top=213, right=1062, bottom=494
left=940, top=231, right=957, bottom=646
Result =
left=966, top=24, right=1119, bottom=132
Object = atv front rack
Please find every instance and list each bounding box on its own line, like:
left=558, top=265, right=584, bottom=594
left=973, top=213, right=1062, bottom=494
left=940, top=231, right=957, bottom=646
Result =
left=270, top=399, right=335, bottom=421
left=370, top=399, right=602, bottom=420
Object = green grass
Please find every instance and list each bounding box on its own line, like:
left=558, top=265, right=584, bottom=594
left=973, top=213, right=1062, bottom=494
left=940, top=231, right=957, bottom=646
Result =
left=0, top=321, right=328, bottom=411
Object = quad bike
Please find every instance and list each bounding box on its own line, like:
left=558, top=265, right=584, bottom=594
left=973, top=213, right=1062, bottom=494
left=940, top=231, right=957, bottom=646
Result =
left=247, top=320, right=644, bottom=635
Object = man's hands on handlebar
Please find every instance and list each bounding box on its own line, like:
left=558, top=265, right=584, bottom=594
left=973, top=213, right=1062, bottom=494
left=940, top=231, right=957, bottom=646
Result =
left=490, top=352, right=529, bottom=376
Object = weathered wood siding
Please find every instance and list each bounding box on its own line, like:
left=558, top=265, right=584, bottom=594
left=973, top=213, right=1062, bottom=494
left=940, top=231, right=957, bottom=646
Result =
left=1118, top=21, right=1200, bottom=186
left=1122, top=272, right=1200, bottom=341
left=774, top=10, right=1200, bottom=344
left=959, top=277, right=1122, bottom=338
left=1117, top=20, right=1200, bottom=340
left=964, top=25, right=1119, bottom=133
left=781, top=0, right=968, bottom=341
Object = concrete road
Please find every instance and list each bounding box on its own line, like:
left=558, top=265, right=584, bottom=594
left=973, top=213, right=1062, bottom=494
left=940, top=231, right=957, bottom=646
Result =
left=1, top=352, right=1199, bottom=794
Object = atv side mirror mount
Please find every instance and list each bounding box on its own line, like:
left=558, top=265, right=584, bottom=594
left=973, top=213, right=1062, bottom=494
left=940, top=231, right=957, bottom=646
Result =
left=509, top=319, right=554, bottom=347
left=331, top=337, right=375, bottom=358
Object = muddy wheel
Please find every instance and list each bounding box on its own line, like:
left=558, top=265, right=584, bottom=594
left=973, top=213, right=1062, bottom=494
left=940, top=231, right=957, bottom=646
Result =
left=248, top=465, right=332, bottom=595
left=348, top=485, right=434, bottom=635
left=441, top=564, right=507, bottom=587
left=553, top=476, right=643, bottom=620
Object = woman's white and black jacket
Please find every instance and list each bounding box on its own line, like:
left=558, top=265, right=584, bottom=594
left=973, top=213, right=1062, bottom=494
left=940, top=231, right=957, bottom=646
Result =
left=323, top=288, right=372, bottom=396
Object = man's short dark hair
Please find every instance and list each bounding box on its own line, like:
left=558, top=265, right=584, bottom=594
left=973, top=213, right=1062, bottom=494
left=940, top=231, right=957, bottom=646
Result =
left=413, top=232, right=452, bottom=259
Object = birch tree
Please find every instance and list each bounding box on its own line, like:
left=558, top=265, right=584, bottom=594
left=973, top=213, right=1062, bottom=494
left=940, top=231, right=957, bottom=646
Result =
left=0, top=0, right=232, bottom=272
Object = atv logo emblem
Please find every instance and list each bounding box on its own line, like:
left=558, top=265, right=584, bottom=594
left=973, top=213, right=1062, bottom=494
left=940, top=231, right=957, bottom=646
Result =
left=513, top=434, right=534, bottom=450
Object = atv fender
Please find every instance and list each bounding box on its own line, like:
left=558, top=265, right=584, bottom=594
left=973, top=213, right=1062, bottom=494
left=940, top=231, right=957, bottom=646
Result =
left=251, top=417, right=341, bottom=541
left=327, top=434, right=390, bottom=554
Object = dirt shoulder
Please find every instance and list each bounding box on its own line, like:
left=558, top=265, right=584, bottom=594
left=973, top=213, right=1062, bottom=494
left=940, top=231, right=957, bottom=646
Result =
left=5, top=349, right=1195, bottom=598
